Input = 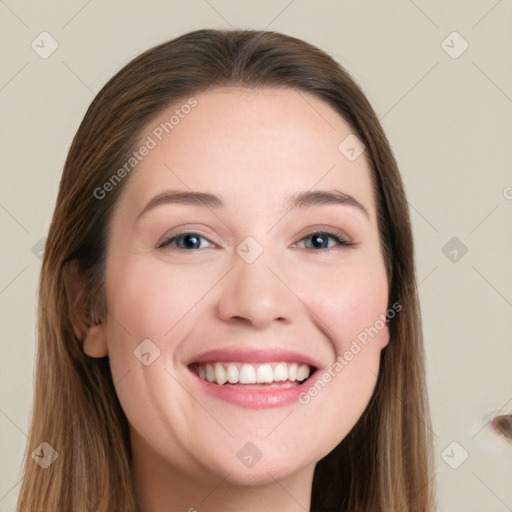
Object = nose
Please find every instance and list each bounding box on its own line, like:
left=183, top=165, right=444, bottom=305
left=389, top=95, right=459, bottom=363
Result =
left=215, top=252, right=298, bottom=329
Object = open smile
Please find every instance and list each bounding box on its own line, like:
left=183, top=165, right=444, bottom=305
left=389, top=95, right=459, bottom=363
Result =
left=186, top=348, right=320, bottom=409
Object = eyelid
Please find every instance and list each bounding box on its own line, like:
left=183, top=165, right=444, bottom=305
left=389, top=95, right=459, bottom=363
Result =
left=294, top=225, right=353, bottom=244
left=157, top=219, right=230, bottom=240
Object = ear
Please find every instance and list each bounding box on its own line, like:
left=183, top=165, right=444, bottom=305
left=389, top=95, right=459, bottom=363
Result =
left=378, top=318, right=391, bottom=350
left=63, top=260, right=108, bottom=358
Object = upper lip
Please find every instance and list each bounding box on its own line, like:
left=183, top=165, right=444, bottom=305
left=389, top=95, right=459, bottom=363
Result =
left=187, top=346, right=321, bottom=370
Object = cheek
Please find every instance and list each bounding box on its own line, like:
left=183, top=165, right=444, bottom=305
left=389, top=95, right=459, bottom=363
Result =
left=106, top=259, right=215, bottom=342
left=295, top=257, right=389, bottom=448
left=306, top=256, right=390, bottom=355
left=103, top=258, right=224, bottom=404
left=102, top=260, right=212, bottom=446
left=101, top=260, right=184, bottom=384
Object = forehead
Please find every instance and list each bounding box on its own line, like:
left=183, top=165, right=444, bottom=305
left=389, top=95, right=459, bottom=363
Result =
left=120, top=87, right=376, bottom=220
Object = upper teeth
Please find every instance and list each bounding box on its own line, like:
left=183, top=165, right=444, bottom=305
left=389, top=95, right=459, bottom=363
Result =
left=194, top=362, right=311, bottom=385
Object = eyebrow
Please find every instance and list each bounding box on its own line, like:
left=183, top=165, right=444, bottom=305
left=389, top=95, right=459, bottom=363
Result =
left=137, top=189, right=370, bottom=220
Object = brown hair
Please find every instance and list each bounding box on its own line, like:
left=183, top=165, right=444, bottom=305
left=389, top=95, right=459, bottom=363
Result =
left=17, top=29, right=435, bottom=511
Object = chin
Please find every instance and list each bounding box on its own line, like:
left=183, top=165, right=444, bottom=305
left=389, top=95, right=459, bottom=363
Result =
left=204, top=450, right=314, bottom=487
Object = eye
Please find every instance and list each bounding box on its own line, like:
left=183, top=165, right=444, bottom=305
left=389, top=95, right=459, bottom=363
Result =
left=156, top=229, right=353, bottom=252
left=294, top=230, right=353, bottom=251
left=157, top=232, right=214, bottom=250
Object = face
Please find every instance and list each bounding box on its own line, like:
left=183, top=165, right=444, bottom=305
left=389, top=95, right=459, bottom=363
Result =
left=88, top=87, right=390, bottom=485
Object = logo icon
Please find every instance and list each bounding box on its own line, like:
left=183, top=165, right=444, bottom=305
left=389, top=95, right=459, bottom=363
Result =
left=441, top=441, right=469, bottom=469
left=31, top=237, right=46, bottom=260
left=338, top=134, right=365, bottom=162
left=236, top=236, right=264, bottom=264
left=31, top=442, right=58, bottom=469
left=442, top=236, right=468, bottom=263
left=441, top=32, right=469, bottom=59
left=236, top=442, right=262, bottom=468
left=134, top=338, right=161, bottom=366
left=31, top=32, right=59, bottom=59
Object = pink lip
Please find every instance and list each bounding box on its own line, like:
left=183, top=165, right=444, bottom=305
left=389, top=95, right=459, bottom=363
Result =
left=188, top=346, right=321, bottom=368
left=190, top=368, right=319, bottom=409
left=186, top=346, right=321, bottom=409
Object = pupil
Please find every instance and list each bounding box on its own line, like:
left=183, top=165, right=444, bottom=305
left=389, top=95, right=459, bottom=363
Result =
left=184, top=234, right=200, bottom=248
left=313, top=234, right=327, bottom=249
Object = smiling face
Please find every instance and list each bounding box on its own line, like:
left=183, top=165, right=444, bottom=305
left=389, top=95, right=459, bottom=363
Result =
left=85, top=87, right=390, bottom=486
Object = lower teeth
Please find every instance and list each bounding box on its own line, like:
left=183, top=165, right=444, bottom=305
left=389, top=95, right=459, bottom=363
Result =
left=208, top=378, right=307, bottom=387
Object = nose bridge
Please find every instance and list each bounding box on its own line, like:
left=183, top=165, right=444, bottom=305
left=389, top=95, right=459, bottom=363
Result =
left=216, top=242, right=295, bottom=328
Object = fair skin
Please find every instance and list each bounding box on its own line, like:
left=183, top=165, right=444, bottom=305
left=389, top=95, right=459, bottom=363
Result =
left=81, top=87, right=389, bottom=512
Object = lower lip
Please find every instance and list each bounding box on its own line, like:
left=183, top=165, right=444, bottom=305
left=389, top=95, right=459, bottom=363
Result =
left=190, top=370, right=317, bottom=409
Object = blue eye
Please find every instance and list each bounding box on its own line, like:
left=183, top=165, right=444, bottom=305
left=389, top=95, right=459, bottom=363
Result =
left=157, top=232, right=212, bottom=250
left=298, top=231, right=352, bottom=251
left=157, top=230, right=352, bottom=252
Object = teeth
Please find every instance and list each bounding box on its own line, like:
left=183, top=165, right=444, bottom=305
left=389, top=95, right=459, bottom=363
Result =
left=206, top=364, right=215, bottom=383
left=194, top=362, right=312, bottom=386
left=239, top=364, right=257, bottom=384
left=226, top=364, right=239, bottom=384
left=273, top=362, right=287, bottom=381
left=214, top=362, right=227, bottom=385
left=288, top=363, right=298, bottom=381
left=296, top=364, right=310, bottom=381
left=256, top=364, right=273, bottom=383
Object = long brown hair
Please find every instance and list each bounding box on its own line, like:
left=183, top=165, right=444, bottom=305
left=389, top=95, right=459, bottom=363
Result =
left=17, top=29, right=435, bottom=511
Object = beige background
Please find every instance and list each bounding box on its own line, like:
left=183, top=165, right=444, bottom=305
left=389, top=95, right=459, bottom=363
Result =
left=1, top=1, right=511, bottom=510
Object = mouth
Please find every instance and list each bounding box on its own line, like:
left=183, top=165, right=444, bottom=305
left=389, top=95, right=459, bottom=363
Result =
left=188, top=361, right=316, bottom=388
left=186, top=347, right=321, bottom=408
left=186, top=349, right=321, bottom=408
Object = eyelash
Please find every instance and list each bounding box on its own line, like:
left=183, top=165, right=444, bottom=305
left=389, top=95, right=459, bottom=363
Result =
left=156, top=229, right=353, bottom=253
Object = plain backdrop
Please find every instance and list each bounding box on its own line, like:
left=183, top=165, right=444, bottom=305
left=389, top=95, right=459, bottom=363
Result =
left=1, top=1, right=511, bottom=510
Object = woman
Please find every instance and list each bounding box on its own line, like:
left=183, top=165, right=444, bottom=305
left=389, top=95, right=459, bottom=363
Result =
left=17, top=29, right=435, bottom=511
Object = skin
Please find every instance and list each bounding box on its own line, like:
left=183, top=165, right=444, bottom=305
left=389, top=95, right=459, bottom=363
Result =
left=81, top=87, right=390, bottom=512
